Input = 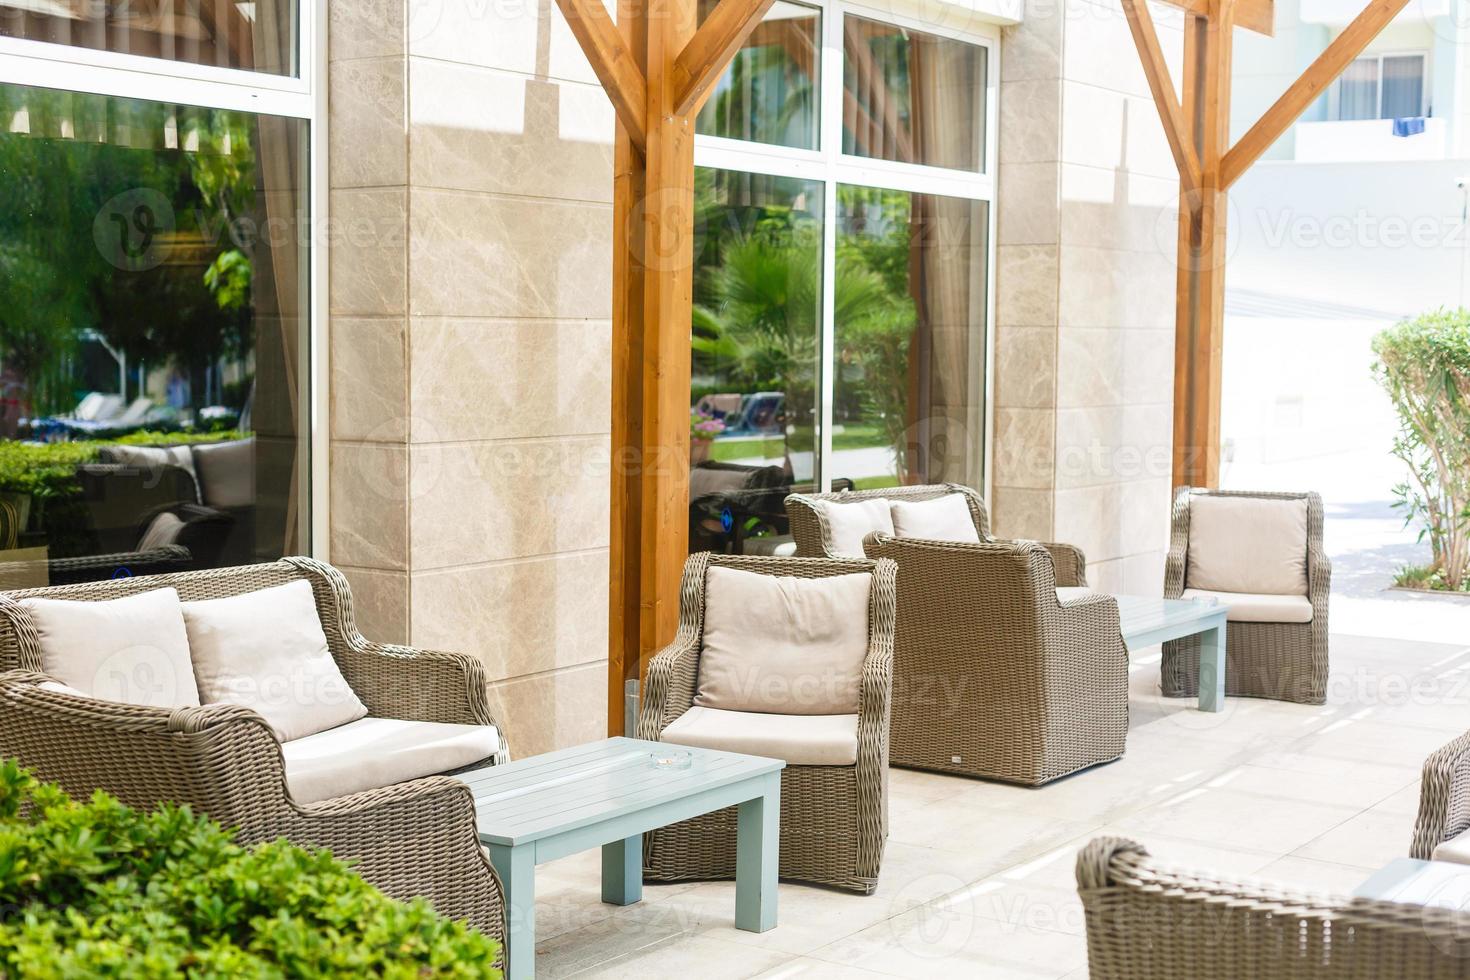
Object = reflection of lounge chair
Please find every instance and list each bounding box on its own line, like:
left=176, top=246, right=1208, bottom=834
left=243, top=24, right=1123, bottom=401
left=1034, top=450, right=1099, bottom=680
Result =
left=688, top=460, right=850, bottom=555
left=57, top=397, right=153, bottom=437
left=727, top=392, right=785, bottom=436
left=72, top=392, right=124, bottom=422
left=693, top=393, right=743, bottom=421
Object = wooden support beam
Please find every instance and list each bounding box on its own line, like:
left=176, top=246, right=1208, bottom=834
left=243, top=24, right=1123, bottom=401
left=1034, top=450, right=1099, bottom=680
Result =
left=553, top=0, right=649, bottom=153
left=1156, top=0, right=1275, bottom=36
left=606, top=0, right=647, bottom=735
left=1220, top=0, right=1411, bottom=188
left=1172, top=5, right=1232, bottom=489
left=671, top=0, right=778, bottom=118
left=1121, top=0, right=1201, bottom=196
left=637, top=0, right=699, bottom=684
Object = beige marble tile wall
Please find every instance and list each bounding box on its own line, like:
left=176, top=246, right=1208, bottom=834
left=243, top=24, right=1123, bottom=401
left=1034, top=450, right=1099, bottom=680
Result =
left=328, top=0, right=613, bottom=755
left=994, top=0, right=1181, bottom=594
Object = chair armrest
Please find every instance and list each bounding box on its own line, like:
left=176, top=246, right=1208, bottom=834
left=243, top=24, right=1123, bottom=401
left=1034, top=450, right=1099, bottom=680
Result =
left=286, top=775, right=506, bottom=942
left=637, top=635, right=702, bottom=739
left=994, top=540, right=1086, bottom=588
left=1413, top=730, right=1470, bottom=858
left=857, top=558, right=897, bottom=772
left=1163, top=486, right=1192, bottom=599
left=47, top=545, right=193, bottom=584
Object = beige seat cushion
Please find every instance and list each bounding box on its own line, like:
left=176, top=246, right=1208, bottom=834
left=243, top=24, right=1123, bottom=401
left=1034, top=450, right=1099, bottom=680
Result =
left=281, top=717, right=501, bottom=804
left=1433, top=829, right=1470, bottom=865
left=695, top=565, right=870, bottom=715
left=181, top=580, right=367, bottom=742
left=889, top=493, right=981, bottom=544
left=1057, top=587, right=1094, bottom=603
left=21, top=588, right=200, bottom=707
left=660, top=706, right=858, bottom=766
left=1186, top=494, right=1309, bottom=595
left=689, top=465, right=752, bottom=499
left=191, top=438, right=255, bottom=508
left=1180, top=588, right=1314, bottom=624
left=813, top=497, right=893, bottom=558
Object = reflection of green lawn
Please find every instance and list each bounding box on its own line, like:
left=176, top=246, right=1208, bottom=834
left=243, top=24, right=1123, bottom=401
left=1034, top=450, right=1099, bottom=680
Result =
left=852, top=476, right=900, bottom=491
left=707, top=423, right=888, bottom=462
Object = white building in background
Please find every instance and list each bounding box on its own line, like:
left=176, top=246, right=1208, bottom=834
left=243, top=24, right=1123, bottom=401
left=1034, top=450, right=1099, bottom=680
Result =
left=1234, top=0, right=1470, bottom=163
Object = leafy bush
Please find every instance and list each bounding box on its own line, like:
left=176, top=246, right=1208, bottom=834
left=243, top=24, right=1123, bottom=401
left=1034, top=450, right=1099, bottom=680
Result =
left=1372, top=309, right=1470, bottom=591
left=0, top=760, right=501, bottom=978
left=0, top=431, right=246, bottom=498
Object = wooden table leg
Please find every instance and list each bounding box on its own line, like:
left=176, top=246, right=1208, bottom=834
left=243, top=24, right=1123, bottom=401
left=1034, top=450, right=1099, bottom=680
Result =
left=1199, top=617, right=1227, bottom=712
left=734, top=771, right=780, bottom=933
left=601, top=833, right=642, bottom=905
left=487, top=842, right=536, bottom=979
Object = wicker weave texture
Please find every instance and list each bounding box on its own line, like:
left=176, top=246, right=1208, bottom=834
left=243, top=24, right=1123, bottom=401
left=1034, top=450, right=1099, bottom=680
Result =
left=865, top=535, right=1128, bottom=785
left=1161, top=487, right=1331, bottom=705
left=1412, top=730, right=1470, bottom=859
left=0, top=560, right=507, bottom=944
left=638, top=552, right=896, bottom=894
left=1077, top=836, right=1470, bottom=978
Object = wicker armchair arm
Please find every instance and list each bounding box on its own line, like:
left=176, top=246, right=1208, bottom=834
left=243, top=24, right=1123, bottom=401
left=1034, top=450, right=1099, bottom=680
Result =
left=1412, top=730, right=1470, bottom=858
left=1039, top=541, right=1087, bottom=588
left=637, top=636, right=702, bottom=739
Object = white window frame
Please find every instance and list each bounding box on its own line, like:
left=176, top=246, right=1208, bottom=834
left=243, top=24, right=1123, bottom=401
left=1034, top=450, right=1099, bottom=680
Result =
left=1333, top=50, right=1429, bottom=121
left=0, top=2, right=329, bottom=558
left=693, top=0, right=1000, bottom=497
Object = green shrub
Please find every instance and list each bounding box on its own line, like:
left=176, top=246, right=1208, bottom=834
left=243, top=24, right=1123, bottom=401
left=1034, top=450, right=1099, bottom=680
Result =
left=1372, top=309, right=1470, bottom=591
left=0, top=760, right=501, bottom=978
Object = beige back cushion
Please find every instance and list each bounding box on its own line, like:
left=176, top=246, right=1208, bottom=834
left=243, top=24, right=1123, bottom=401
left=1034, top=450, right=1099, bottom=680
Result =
left=695, top=565, right=871, bottom=715
left=889, top=494, right=981, bottom=544
left=1186, top=494, right=1310, bottom=596
left=191, top=438, right=255, bottom=508
left=181, top=579, right=367, bottom=742
left=21, top=587, right=201, bottom=708
left=813, top=497, right=894, bottom=558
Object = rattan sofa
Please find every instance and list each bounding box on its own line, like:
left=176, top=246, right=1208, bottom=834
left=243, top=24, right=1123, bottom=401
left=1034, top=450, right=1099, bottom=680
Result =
left=0, top=558, right=507, bottom=942
left=788, top=483, right=1124, bottom=785
left=638, top=551, right=896, bottom=894
left=787, top=483, right=1088, bottom=587
left=1078, top=836, right=1470, bottom=978
left=1162, top=487, right=1331, bottom=705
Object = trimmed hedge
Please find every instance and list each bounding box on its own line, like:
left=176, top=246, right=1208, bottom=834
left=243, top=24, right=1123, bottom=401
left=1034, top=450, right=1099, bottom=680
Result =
left=0, top=760, right=501, bottom=978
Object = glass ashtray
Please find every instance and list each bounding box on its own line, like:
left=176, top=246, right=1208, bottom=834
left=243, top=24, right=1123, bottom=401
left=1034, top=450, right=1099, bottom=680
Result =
left=649, top=750, right=693, bottom=770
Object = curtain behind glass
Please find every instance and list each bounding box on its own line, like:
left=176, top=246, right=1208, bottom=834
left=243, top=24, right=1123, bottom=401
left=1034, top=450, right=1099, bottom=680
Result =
left=1382, top=55, right=1425, bottom=118
left=1338, top=59, right=1380, bottom=121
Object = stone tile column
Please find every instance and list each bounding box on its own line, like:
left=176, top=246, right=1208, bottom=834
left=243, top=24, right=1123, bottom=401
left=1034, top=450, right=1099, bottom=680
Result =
left=993, top=0, right=1180, bottom=594
left=328, top=0, right=613, bottom=755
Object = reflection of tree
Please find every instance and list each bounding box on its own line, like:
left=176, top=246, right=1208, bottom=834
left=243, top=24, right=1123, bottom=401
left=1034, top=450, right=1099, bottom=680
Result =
left=703, top=44, right=815, bottom=147
left=836, top=187, right=918, bottom=476
left=0, top=87, right=254, bottom=417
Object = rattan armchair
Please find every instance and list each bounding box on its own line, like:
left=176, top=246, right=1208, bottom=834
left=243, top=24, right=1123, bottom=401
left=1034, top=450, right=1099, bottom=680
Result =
left=786, top=483, right=1088, bottom=587
left=0, top=558, right=507, bottom=942
left=1412, top=730, right=1470, bottom=860
left=1162, top=487, right=1331, bottom=705
left=638, top=551, right=896, bottom=894
left=1078, top=837, right=1470, bottom=978
left=864, top=533, right=1128, bottom=784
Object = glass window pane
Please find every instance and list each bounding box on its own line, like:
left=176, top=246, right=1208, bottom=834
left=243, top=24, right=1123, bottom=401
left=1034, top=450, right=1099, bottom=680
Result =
left=831, top=185, right=987, bottom=491
left=1338, top=58, right=1380, bottom=121
left=696, top=0, right=819, bottom=151
left=1382, top=55, right=1425, bottom=118
left=842, top=16, right=985, bottom=172
left=0, top=82, right=309, bottom=586
left=0, top=0, right=298, bottom=76
left=689, top=167, right=823, bottom=555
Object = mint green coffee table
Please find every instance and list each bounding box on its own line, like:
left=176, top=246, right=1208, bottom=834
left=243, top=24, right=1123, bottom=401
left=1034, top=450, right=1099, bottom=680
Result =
left=1116, top=595, right=1229, bottom=711
left=460, top=736, right=785, bottom=978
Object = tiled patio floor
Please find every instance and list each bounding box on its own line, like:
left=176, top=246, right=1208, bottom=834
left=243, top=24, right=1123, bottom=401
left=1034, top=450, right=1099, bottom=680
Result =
left=532, top=627, right=1469, bottom=978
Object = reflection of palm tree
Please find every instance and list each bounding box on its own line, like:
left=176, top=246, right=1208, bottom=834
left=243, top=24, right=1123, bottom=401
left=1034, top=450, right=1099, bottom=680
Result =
left=693, top=233, right=911, bottom=464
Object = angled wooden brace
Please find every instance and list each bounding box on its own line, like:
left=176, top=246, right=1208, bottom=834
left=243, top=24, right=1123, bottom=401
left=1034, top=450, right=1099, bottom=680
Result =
left=1121, top=0, right=1202, bottom=197
left=671, top=0, right=779, bottom=119
left=554, top=0, right=649, bottom=153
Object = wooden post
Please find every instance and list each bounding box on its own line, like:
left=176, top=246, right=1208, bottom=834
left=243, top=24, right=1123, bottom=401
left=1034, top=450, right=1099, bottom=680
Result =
left=555, top=0, right=778, bottom=734
left=1123, top=0, right=1410, bottom=489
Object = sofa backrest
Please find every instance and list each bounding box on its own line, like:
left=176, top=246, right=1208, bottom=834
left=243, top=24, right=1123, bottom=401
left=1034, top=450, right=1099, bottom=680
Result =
left=0, top=558, right=347, bottom=675
left=786, top=483, right=990, bottom=557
